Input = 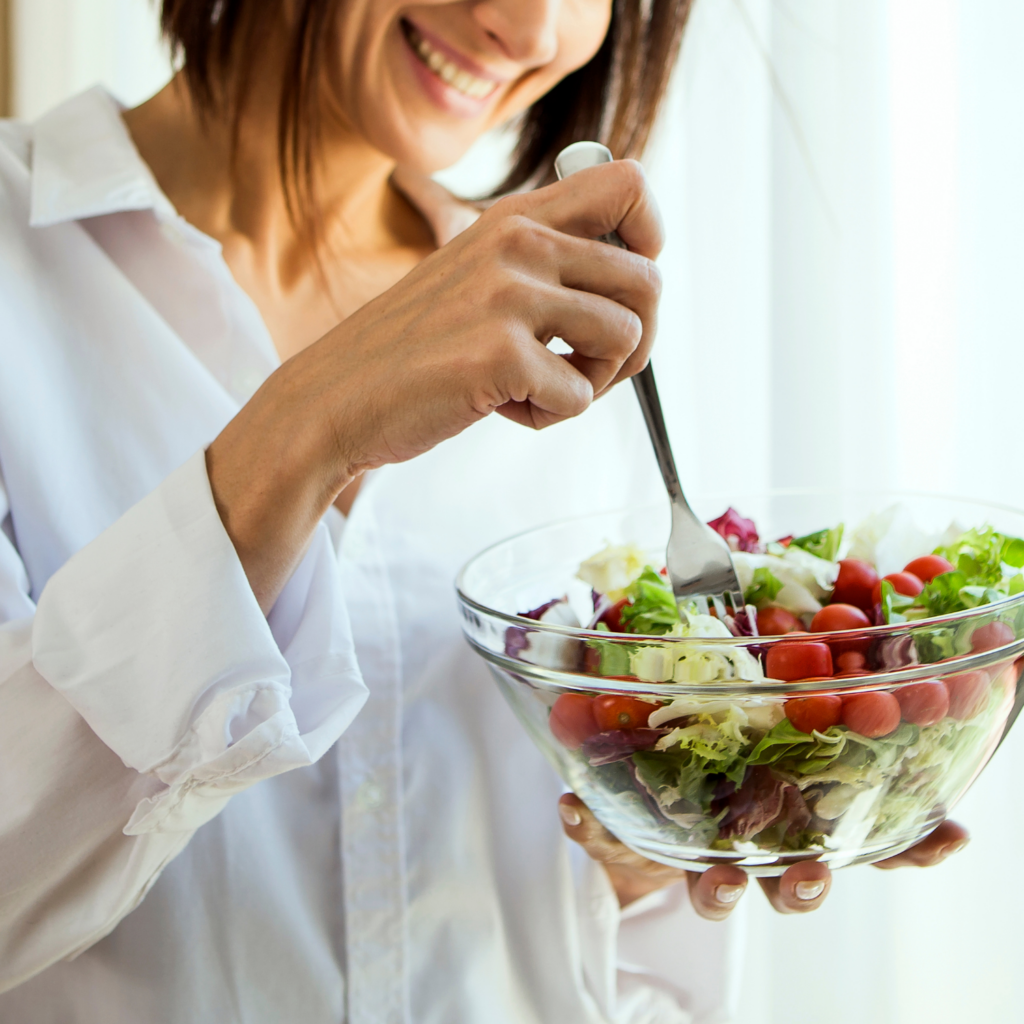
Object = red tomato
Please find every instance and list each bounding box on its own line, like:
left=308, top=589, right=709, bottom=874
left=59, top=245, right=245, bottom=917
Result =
left=756, top=606, right=803, bottom=635
left=592, top=695, right=655, bottom=732
left=785, top=694, right=842, bottom=733
left=835, top=650, right=868, bottom=674
left=903, top=554, right=955, bottom=583
left=841, top=691, right=901, bottom=737
left=549, top=694, right=600, bottom=749
left=831, top=559, right=880, bottom=611
left=597, top=598, right=630, bottom=633
left=870, top=571, right=924, bottom=607
left=971, top=620, right=1015, bottom=653
left=945, top=671, right=990, bottom=720
left=895, top=681, right=950, bottom=726
left=811, top=603, right=872, bottom=632
left=766, top=641, right=833, bottom=681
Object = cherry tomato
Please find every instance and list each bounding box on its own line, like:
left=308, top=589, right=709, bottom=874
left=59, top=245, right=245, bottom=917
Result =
left=549, top=694, right=600, bottom=749
left=903, top=554, right=955, bottom=583
left=895, top=681, right=950, bottom=726
left=944, top=671, right=990, bottom=720
left=835, top=650, right=868, bottom=674
left=785, top=694, right=842, bottom=733
left=811, top=603, right=872, bottom=632
left=592, top=694, right=654, bottom=732
left=831, top=559, right=880, bottom=611
left=597, top=598, right=629, bottom=633
left=841, top=691, right=901, bottom=737
left=756, top=606, right=803, bottom=635
left=582, top=645, right=601, bottom=674
left=870, top=571, right=924, bottom=607
left=971, top=620, right=1015, bottom=653
left=766, top=641, right=833, bottom=681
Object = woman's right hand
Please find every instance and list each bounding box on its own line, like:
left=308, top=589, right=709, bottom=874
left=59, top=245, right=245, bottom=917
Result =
left=206, top=159, right=664, bottom=610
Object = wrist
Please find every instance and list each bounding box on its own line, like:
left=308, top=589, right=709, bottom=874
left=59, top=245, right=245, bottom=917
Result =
left=207, top=372, right=352, bottom=611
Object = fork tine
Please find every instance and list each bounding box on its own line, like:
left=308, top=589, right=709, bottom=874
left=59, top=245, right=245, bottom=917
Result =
left=745, top=603, right=760, bottom=637
left=711, top=594, right=728, bottom=621
left=693, top=594, right=710, bottom=617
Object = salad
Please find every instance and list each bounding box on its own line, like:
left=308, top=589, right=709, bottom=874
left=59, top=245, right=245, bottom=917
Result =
left=524, top=507, right=1023, bottom=857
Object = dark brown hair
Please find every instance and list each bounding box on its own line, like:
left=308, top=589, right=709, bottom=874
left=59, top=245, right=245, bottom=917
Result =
left=161, top=0, right=692, bottom=233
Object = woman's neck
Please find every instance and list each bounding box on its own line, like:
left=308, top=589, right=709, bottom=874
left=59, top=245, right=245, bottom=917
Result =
left=124, top=73, right=434, bottom=360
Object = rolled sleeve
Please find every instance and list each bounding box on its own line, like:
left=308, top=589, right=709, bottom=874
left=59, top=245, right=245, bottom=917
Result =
left=31, top=450, right=367, bottom=834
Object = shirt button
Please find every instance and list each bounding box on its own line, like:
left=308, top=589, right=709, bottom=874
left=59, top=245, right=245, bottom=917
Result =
left=357, top=780, right=383, bottom=810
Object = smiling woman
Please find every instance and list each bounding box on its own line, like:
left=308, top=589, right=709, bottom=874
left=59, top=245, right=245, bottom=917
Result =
left=0, top=0, right=960, bottom=1022
left=160, top=0, right=688, bottom=237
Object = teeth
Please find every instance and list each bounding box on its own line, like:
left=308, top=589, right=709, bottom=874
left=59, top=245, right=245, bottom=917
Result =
left=406, top=24, right=498, bottom=100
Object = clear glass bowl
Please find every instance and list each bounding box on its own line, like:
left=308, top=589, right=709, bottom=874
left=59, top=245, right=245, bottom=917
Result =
left=456, top=492, right=1024, bottom=876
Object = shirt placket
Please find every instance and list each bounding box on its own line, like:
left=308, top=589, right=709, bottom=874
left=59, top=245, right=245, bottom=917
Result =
left=336, top=497, right=407, bottom=1024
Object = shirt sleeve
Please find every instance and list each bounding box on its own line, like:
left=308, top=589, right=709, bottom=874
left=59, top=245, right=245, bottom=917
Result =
left=573, top=852, right=742, bottom=1024
left=0, top=450, right=367, bottom=991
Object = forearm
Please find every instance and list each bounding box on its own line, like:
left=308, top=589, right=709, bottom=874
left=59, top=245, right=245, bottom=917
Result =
left=205, top=359, right=352, bottom=613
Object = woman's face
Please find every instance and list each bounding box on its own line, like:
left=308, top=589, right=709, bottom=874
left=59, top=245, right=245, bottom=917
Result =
left=326, top=0, right=614, bottom=171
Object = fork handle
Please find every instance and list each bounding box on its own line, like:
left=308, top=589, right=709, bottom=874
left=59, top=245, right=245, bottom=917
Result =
left=630, top=364, right=687, bottom=508
left=554, top=143, right=692, bottom=516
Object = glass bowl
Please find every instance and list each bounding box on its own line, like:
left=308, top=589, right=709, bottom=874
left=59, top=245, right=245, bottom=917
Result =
left=456, top=492, right=1024, bottom=876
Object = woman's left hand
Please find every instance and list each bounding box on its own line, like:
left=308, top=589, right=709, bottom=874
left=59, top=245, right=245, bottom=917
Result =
left=558, top=793, right=969, bottom=918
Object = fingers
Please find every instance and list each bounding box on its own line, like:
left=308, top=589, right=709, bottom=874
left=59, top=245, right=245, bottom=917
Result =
left=528, top=282, right=644, bottom=396
left=757, top=860, right=832, bottom=915
left=557, top=794, right=688, bottom=906
left=686, top=866, right=749, bottom=922
left=557, top=793, right=655, bottom=870
left=521, top=160, right=665, bottom=261
left=873, top=820, right=970, bottom=870
left=495, top=339, right=594, bottom=430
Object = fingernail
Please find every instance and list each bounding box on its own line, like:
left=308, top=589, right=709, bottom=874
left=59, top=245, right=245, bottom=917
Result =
left=715, top=884, right=745, bottom=904
left=795, top=880, right=825, bottom=901
left=558, top=803, right=582, bottom=828
left=940, top=839, right=969, bottom=858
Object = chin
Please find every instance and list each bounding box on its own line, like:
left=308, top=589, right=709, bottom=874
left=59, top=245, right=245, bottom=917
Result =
left=360, top=106, right=493, bottom=176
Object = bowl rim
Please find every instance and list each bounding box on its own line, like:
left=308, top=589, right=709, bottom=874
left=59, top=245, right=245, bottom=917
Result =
left=455, top=489, right=1024, bottom=649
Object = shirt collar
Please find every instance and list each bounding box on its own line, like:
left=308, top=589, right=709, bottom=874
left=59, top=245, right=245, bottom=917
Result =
left=29, top=86, right=177, bottom=228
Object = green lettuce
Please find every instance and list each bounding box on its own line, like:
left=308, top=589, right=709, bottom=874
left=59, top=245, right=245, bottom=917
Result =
left=790, top=524, right=844, bottom=563
left=747, top=718, right=919, bottom=780
left=619, top=566, right=681, bottom=635
left=744, top=566, right=785, bottom=607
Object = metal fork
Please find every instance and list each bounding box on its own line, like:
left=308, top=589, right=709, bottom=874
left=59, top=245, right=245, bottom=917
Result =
left=554, top=142, right=748, bottom=624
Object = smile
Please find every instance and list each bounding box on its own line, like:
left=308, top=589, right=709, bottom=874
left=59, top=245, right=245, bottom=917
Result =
left=402, top=21, right=500, bottom=101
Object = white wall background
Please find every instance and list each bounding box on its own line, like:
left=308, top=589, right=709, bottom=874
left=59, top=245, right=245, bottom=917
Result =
left=10, top=0, right=170, bottom=118
left=10, top=1, right=1024, bottom=1022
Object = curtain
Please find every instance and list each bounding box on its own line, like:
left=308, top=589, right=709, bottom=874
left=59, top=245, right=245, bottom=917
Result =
left=11, top=2, right=1024, bottom=1021
left=10, top=0, right=169, bottom=118
left=444, top=3, right=1024, bottom=1022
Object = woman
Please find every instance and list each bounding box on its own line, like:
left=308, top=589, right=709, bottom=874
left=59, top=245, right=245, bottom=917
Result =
left=0, top=1, right=965, bottom=1020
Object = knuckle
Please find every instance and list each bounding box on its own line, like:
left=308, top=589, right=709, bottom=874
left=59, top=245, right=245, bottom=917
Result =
left=493, top=215, right=541, bottom=261
left=623, top=310, right=643, bottom=351
left=642, top=258, right=663, bottom=302
left=615, top=158, right=648, bottom=195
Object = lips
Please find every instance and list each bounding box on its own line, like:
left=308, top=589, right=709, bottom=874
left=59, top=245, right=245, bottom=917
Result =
left=402, top=20, right=500, bottom=100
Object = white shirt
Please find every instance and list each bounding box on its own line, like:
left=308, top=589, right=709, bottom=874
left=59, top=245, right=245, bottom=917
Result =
left=0, top=88, right=740, bottom=1024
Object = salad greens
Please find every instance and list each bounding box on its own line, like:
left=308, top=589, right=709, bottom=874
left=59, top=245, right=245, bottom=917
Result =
left=790, top=524, right=845, bottom=563
left=552, top=504, right=1023, bottom=857
left=619, top=567, right=679, bottom=635
left=743, top=567, right=784, bottom=607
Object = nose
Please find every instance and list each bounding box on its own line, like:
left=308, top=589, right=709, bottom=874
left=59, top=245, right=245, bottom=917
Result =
left=473, top=0, right=560, bottom=67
